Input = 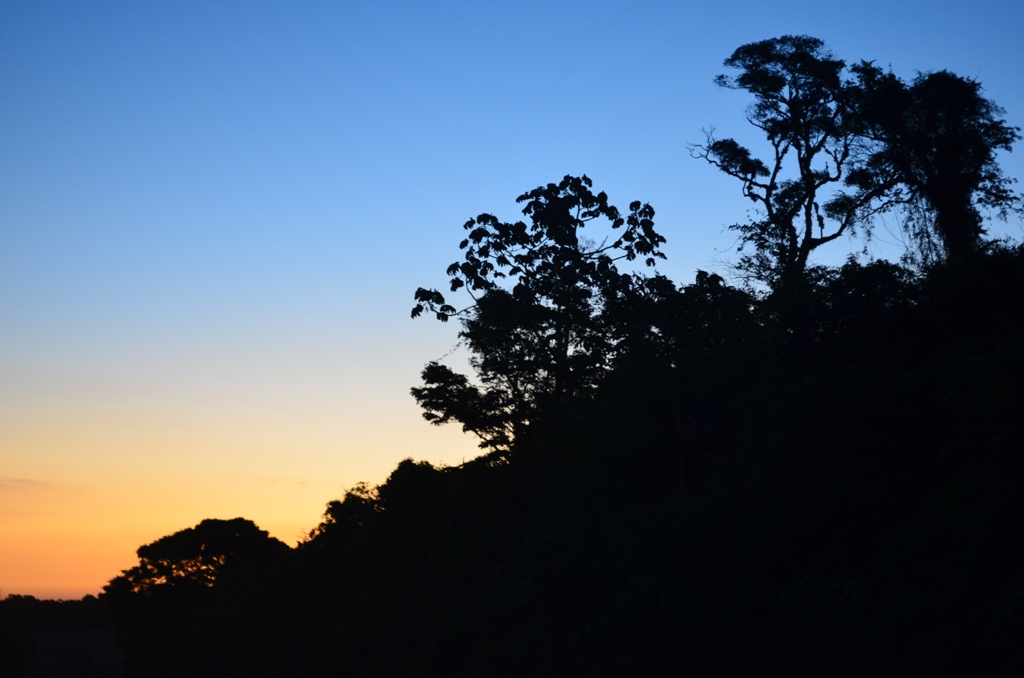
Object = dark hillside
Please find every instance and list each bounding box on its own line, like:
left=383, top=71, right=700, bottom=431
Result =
left=92, top=247, right=1024, bottom=677
left=83, top=34, right=1024, bottom=675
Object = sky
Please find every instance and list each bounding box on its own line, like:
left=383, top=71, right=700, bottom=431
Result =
left=2, top=0, right=1023, bottom=599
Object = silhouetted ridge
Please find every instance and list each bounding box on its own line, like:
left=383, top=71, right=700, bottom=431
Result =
left=43, top=35, right=1023, bottom=678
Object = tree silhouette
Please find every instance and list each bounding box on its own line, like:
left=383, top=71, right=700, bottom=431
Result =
left=105, top=518, right=289, bottom=596
left=412, top=174, right=665, bottom=451
left=691, top=36, right=887, bottom=287
left=850, top=65, right=1021, bottom=262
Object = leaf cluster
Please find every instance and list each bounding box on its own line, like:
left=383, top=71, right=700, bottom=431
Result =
left=412, top=174, right=664, bottom=322
left=411, top=175, right=666, bottom=450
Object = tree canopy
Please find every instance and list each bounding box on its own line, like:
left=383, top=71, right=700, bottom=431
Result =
left=691, top=36, right=880, bottom=286
left=104, top=518, right=289, bottom=596
left=850, top=64, right=1021, bottom=261
left=411, top=174, right=665, bottom=451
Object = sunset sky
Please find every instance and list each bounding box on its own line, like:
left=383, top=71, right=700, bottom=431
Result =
left=3, top=1, right=1023, bottom=599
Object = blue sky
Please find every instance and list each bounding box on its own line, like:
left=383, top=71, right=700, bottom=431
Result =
left=2, top=0, right=1023, bottom=597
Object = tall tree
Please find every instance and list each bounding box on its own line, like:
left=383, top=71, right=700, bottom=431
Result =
left=850, top=65, right=1021, bottom=262
left=691, top=36, right=889, bottom=287
left=411, top=175, right=665, bottom=451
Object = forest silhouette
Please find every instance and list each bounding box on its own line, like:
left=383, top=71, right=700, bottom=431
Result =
left=4, top=35, right=1024, bottom=676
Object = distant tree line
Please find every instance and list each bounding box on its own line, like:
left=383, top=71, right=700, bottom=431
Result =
left=10, top=35, right=1020, bottom=677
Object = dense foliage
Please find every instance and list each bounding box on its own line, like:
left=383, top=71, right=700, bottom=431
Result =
left=8, top=35, right=1021, bottom=678
left=91, top=245, right=1024, bottom=677
left=411, top=175, right=665, bottom=452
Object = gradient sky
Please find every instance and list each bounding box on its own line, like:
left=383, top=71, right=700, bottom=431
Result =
left=2, top=1, right=1022, bottom=599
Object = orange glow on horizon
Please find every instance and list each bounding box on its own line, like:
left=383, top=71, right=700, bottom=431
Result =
left=1, top=398, right=479, bottom=599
